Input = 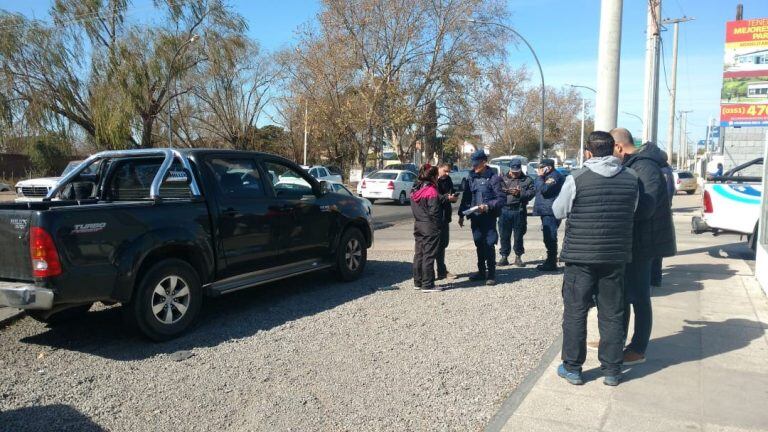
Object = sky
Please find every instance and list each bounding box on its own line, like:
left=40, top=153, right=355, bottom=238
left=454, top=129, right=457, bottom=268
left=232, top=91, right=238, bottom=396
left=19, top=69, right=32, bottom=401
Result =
left=3, top=0, right=768, bottom=156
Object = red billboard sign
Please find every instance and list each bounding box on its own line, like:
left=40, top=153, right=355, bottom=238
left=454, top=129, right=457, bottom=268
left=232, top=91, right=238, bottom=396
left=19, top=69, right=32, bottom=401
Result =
left=720, top=19, right=768, bottom=127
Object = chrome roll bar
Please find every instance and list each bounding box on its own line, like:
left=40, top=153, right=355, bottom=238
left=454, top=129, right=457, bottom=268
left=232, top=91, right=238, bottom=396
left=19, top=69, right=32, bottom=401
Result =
left=46, top=148, right=202, bottom=200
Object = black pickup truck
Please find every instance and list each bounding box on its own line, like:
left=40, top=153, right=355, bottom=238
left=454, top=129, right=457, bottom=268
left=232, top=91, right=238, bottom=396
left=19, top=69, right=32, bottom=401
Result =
left=0, top=149, right=373, bottom=340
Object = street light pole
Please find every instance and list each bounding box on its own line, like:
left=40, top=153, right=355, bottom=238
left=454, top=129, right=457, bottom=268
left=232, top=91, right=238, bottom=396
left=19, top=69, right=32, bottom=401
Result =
left=167, top=34, right=199, bottom=148
left=641, top=0, right=662, bottom=144
left=661, top=16, right=695, bottom=165
left=461, top=19, right=545, bottom=160
left=567, top=84, right=596, bottom=167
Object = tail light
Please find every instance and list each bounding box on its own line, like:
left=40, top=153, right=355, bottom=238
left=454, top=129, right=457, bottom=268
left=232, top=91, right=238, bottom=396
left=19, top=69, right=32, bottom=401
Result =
left=676, top=179, right=681, bottom=184
left=361, top=179, right=366, bottom=189
left=387, top=181, right=395, bottom=190
left=703, top=190, right=713, bottom=214
left=30, top=227, right=62, bottom=278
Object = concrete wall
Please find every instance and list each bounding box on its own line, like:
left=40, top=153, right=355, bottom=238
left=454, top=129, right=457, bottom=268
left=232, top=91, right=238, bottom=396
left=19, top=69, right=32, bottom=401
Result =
left=721, top=126, right=767, bottom=177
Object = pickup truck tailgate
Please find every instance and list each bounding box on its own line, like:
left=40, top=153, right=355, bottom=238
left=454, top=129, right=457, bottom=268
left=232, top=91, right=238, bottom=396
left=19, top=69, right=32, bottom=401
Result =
left=0, top=208, right=33, bottom=281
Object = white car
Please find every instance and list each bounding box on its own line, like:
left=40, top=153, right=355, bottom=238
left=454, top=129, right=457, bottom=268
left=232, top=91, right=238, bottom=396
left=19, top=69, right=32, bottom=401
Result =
left=673, top=171, right=697, bottom=195
left=356, top=169, right=379, bottom=196
left=15, top=160, right=85, bottom=201
left=449, top=168, right=470, bottom=191
left=359, top=169, right=415, bottom=205
left=489, top=155, right=531, bottom=175
left=307, top=165, right=343, bottom=183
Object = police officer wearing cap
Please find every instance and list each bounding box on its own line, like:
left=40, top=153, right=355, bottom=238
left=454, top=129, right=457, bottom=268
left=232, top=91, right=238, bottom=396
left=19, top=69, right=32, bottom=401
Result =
left=498, top=158, right=535, bottom=267
left=458, top=149, right=505, bottom=285
left=534, top=158, right=565, bottom=271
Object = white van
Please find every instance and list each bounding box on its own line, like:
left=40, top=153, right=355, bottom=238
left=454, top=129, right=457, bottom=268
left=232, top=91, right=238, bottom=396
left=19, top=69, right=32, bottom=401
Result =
left=489, top=155, right=530, bottom=176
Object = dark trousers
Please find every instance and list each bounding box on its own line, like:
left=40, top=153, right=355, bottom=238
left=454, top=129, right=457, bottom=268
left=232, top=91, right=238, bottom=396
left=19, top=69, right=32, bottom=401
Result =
left=436, top=222, right=450, bottom=276
left=540, top=215, right=561, bottom=255
left=650, top=257, right=663, bottom=286
left=471, top=215, right=498, bottom=277
left=499, top=206, right=527, bottom=257
left=624, top=258, right=653, bottom=355
left=413, top=229, right=441, bottom=288
left=562, top=262, right=626, bottom=375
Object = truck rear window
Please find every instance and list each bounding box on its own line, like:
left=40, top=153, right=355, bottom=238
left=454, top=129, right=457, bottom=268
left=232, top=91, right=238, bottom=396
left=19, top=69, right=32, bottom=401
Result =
left=677, top=172, right=693, bottom=179
left=107, top=158, right=191, bottom=200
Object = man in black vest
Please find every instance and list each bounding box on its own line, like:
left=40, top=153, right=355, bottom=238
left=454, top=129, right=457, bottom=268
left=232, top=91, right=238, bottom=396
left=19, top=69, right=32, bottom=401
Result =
left=552, top=131, right=639, bottom=386
left=611, top=128, right=676, bottom=366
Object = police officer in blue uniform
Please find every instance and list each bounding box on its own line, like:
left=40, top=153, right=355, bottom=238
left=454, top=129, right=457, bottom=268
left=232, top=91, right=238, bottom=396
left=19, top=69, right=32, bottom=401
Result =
left=533, top=158, right=565, bottom=271
left=458, top=150, right=505, bottom=285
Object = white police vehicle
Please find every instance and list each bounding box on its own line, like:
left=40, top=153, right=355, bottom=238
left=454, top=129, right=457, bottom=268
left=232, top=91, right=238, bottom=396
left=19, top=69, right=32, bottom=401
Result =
left=692, top=158, right=763, bottom=251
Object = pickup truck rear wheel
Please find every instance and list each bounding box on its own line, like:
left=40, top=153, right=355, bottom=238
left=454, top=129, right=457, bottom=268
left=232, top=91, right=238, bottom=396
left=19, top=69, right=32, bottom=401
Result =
left=335, top=227, right=367, bottom=282
left=125, top=259, right=202, bottom=341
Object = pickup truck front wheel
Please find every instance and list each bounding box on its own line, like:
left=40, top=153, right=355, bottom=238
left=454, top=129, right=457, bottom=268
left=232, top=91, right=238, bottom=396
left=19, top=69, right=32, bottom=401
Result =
left=125, top=259, right=202, bottom=341
left=335, top=228, right=367, bottom=282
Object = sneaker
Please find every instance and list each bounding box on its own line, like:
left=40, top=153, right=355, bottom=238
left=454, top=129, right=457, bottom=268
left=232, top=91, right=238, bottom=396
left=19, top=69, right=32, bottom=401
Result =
left=498, top=256, right=509, bottom=266
left=514, top=255, right=524, bottom=267
left=413, top=281, right=422, bottom=290
left=468, top=272, right=486, bottom=281
left=623, top=350, right=646, bottom=366
left=420, top=287, right=444, bottom=293
left=556, top=363, right=583, bottom=385
left=485, top=279, right=496, bottom=286
left=587, top=341, right=600, bottom=351
left=603, top=374, right=621, bottom=386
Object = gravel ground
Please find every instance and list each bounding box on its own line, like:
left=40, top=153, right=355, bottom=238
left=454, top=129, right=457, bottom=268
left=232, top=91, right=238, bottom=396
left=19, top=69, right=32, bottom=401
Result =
left=0, top=245, right=564, bottom=431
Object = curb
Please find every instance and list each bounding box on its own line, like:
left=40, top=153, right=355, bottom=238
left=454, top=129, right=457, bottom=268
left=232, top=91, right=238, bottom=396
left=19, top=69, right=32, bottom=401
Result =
left=485, top=333, right=563, bottom=432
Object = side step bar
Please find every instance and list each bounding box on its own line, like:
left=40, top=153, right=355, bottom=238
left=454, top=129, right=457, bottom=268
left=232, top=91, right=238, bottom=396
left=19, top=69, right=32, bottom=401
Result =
left=206, top=259, right=332, bottom=296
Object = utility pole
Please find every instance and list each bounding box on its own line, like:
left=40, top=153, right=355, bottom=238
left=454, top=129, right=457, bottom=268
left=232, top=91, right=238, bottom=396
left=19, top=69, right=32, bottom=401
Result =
left=678, top=110, right=692, bottom=169
left=567, top=84, right=596, bottom=167
left=595, top=0, right=624, bottom=131
left=641, top=0, right=662, bottom=144
left=662, top=16, right=694, bottom=164
left=303, top=100, right=308, bottom=166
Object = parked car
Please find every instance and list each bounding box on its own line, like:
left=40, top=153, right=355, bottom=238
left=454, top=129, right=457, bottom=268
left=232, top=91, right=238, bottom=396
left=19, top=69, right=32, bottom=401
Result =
left=306, top=165, right=343, bottom=183
left=489, top=155, right=531, bottom=176
left=692, top=157, right=762, bottom=252
left=0, top=149, right=374, bottom=340
left=385, top=163, right=418, bottom=173
left=449, top=168, right=471, bottom=191
left=328, top=181, right=372, bottom=216
left=0, top=182, right=10, bottom=192
left=673, top=170, right=697, bottom=195
left=15, top=160, right=86, bottom=201
left=359, top=169, right=416, bottom=205
left=356, top=168, right=379, bottom=196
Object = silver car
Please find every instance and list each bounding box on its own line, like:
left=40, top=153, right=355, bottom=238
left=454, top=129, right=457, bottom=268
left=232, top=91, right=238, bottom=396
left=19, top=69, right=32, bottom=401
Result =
left=673, top=171, right=697, bottom=195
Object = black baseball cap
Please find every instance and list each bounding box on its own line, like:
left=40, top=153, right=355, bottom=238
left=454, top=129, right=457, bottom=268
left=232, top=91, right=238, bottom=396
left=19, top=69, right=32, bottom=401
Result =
left=538, top=158, right=555, bottom=168
left=508, top=158, right=522, bottom=172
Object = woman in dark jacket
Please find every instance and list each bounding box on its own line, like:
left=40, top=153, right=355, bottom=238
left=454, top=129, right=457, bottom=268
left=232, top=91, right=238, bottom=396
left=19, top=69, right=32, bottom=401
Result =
left=411, top=165, right=445, bottom=292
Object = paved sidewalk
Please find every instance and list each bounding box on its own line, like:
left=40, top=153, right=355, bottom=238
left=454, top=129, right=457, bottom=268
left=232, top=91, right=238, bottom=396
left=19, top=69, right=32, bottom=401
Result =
left=498, top=206, right=768, bottom=431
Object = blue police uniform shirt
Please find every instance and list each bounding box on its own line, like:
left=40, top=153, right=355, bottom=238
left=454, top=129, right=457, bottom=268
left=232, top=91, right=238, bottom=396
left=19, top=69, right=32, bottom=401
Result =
left=459, top=167, right=505, bottom=218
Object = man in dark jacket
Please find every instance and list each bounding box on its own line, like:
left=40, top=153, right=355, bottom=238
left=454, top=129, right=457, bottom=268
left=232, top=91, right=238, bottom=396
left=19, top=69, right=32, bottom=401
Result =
left=459, top=150, right=505, bottom=285
left=552, top=131, right=639, bottom=386
left=651, top=152, right=675, bottom=287
left=611, top=128, right=676, bottom=365
left=436, top=163, right=458, bottom=280
left=498, top=158, right=535, bottom=267
left=534, top=159, right=565, bottom=271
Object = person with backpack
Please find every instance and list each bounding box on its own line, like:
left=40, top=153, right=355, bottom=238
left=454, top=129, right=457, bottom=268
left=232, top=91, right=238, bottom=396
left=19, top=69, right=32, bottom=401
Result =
left=458, top=150, right=505, bottom=286
left=411, top=165, right=446, bottom=293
